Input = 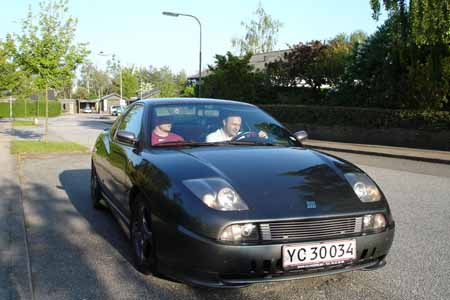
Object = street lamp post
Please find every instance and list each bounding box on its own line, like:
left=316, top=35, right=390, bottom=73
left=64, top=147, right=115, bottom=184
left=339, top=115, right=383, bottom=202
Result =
left=99, top=51, right=123, bottom=105
left=162, top=11, right=202, bottom=98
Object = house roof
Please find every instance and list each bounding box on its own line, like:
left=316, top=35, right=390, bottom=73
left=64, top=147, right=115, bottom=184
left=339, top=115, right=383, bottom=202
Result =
left=187, top=69, right=213, bottom=80
left=248, top=49, right=290, bottom=70
left=100, top=93, right=129, bottom=101
left=187, top=49, right=290, bottom=79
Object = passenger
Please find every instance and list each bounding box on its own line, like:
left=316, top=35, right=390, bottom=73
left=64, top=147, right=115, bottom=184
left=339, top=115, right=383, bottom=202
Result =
left=206, top=113, right=268, bottom=143
left=152, top=116, right=184, bottom=145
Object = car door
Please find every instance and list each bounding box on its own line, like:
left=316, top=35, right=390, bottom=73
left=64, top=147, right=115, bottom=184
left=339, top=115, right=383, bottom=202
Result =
left=94, top=115, right=121, bottom=197
left=109, top=104, right=145, bottom=215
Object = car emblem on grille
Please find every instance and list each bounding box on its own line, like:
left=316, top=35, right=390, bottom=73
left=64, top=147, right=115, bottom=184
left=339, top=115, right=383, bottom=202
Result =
left=306, top=200, right=317, bottom=209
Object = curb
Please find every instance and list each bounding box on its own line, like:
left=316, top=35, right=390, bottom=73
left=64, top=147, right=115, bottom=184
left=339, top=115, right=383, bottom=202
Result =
left=307, top=144, right=450, bottom=165
left=16, top=155, right=36, bottom=300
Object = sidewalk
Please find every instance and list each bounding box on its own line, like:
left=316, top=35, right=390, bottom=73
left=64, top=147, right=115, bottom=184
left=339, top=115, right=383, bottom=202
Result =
left=304, top=139, right=450, bottom=164
left=0, top=120, right=33, bottom=300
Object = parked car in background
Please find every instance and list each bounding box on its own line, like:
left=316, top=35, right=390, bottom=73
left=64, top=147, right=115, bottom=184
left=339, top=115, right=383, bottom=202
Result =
left=82, top=106, right=93, bottom=113
left=111, top=105, right=125, bottom=116
left=91, top=98, right=395, bottom=288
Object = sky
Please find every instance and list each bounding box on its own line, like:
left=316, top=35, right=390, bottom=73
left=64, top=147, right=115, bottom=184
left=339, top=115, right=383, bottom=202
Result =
left=0, top=0, right=387, bottom=76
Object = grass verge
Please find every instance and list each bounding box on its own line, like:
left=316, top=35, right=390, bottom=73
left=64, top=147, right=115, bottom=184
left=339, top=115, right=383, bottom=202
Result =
left=11, top=140, right=89, bottom=154
left=12, top=120, right=37, bottom=127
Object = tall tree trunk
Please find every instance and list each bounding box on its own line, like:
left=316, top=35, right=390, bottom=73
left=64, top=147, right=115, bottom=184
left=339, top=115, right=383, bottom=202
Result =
left=45, top=83, right=49, bottom=143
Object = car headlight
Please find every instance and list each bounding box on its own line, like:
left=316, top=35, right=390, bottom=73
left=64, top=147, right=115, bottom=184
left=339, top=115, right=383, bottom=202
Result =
left=183, top=178, right=248, bottom=211
left=344, top=173, right=381, bottom=202
left=219, top=223, right=259, bottom=242
left=362, top=214, right=386, bottom=232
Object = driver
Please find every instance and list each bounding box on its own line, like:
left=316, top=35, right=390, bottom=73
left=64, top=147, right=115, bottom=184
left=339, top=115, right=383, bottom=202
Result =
left=206, top=113, right=267, bottom=143
left=152, top=116, right=184, bottom=145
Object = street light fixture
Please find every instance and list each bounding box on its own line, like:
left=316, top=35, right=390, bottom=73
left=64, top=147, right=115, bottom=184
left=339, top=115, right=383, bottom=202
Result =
left=162, top=12, right=179, bottom=17
left=98, top=51, right=123, bottom=105
left=162, top=11, right=202, bottom=98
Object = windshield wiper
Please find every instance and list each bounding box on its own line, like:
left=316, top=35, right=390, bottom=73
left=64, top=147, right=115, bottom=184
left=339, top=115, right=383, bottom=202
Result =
left=153, top=141, right=217, bottom=147
left=226, top=140, right=278, bottom=146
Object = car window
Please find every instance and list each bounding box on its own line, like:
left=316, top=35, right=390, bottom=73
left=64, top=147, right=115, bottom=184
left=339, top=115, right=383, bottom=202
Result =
left=117, top=104, right=144, bottom=139
left=150, top=103, right=300, bottom=147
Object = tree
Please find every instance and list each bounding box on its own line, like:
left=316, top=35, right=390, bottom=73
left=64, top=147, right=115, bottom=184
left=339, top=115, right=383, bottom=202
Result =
left=370, top=0, right=450, bottom=45
left=231, top=2, right=283, bottom=55
left=324, top=32, right=368, bottom=87
left=72, top=86, right=89, bottom=99
left=15, top=0, right=88, bottom=141
left=342, top=20, right=408, bottom=108
left=0, top=35, right=30, bottom=96
left=79, top=61, right=111, bottom=99
left=117, top=67, right=139, bottom=99
left=202, top=52, right=272, bottom=102
left=138, top=66, right=187, bottom=98
left=266, top=41, right=330, bottom=91
left=369, top=0, right=450, bottom=109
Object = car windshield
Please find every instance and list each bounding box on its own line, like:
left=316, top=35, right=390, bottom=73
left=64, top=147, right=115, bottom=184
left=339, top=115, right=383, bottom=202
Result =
left=150, top=103, right=300, bottom=147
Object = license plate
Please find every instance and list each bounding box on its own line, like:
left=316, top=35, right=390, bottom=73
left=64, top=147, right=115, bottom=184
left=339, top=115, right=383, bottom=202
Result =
left=282, top=239, right=356, bottom=269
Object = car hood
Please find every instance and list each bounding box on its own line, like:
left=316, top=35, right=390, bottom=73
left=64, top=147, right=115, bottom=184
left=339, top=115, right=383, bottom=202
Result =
left=160, top=146, right=371, bottom=219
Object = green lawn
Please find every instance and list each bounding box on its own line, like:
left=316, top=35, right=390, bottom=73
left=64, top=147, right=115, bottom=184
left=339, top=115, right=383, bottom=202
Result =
left=11, top=140, right=89, bottom=154
left=12, top=120, right=37, bottom=127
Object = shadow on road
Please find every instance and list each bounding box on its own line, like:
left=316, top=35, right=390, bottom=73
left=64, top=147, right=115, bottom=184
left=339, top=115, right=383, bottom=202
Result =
left=2, top=127, right=43, bottom=140
left=0, top=177, right=30, bottom=299
left=75, top=119, right=114, bottom=131
left=57, top=168, right=250, bottom=299
left=59, top=168, right=134, bottom=264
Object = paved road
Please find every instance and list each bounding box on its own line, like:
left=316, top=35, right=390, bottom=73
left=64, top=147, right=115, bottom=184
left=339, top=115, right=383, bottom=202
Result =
left=12, top=114, right=113, bottom=148
left=15, top=115, right=450, bottom=299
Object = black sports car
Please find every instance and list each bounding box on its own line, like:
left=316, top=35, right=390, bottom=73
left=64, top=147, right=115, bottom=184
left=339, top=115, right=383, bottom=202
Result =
left=91, top=98, right=395, bottom=288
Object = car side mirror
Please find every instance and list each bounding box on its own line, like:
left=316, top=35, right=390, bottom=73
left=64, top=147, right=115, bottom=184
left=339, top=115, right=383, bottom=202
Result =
left=116, top=130, right=138, bottom=146
left=294, top=130, right=308, bottom=142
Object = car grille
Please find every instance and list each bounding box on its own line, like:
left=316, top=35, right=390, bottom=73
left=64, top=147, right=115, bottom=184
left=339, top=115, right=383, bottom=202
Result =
left=260, top=216, right=363, bottom=242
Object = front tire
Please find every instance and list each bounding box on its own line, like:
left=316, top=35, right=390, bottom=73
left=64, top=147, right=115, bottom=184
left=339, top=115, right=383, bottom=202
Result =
left=130, top=195, right=156, bottom=275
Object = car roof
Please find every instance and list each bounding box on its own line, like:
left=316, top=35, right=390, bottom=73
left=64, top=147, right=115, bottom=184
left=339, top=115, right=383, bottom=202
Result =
left=134, top=98, right=256, bottom=107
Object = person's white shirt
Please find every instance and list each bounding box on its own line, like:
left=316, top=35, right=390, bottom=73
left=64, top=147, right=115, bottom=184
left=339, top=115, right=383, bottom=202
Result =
left=206, top=128, right=233, bottom=142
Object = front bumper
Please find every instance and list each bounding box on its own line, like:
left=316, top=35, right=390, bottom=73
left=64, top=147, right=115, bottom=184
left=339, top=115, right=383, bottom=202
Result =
left=156, top=223, right=395, bottom=288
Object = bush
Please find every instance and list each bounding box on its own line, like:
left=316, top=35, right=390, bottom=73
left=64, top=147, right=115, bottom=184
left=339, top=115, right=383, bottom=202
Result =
left=260, top=105, right=450, bottom=131
left=0, top=99, right=61, bottom=118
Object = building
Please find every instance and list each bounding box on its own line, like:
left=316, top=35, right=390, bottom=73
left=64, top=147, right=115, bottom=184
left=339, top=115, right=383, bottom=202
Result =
left=60, top=99, right=76, bottom=114
left=187, top=49, right=290, bottom=84
left=248, top=49, right=290, bottom=71
left=187, top=69, right=213, bottom=86
left=78, top=99, right=101, bottom=113
left=98, top=93, right=129, bottom=114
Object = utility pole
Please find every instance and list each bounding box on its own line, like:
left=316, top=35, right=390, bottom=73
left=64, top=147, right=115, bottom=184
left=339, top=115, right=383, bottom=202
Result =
left=9, top=93, right=12, bottom=119
left=163, top=11, right=202, bottom=97
left=87, top=66, right=90, bottom=96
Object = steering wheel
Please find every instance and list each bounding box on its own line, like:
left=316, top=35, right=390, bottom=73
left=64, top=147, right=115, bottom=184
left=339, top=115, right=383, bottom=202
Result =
left=230, top=131, right=258, bottom=141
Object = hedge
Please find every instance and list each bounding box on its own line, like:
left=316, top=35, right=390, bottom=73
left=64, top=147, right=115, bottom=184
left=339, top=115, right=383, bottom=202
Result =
left=260, top=105, right=450, bottom=131
left=0, top=100, right=61, bottom=118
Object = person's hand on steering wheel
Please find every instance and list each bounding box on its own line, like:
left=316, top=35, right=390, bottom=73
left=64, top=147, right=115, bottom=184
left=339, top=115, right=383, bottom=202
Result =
left=231, top=130, right=268, bottom=141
